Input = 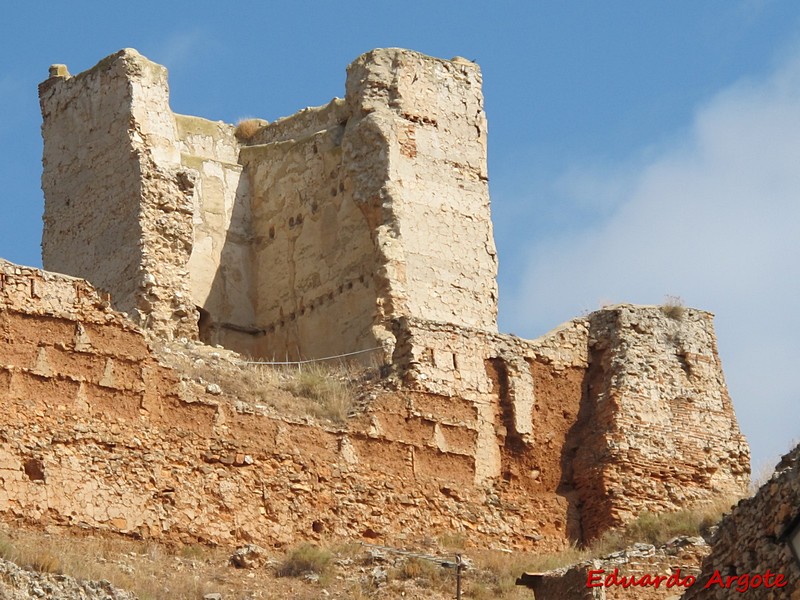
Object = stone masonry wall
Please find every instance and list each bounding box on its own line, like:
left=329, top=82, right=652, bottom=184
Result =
left=521, top=537, right=710, bottom=600
left=239, top=100, right=383, bottom=362
left=175, top=114, right=256, bottom=354
left=39, top=60, right=144, bottom=320
left=344, top=49, right=498, bottom=332
left=575, top=306, right=750, bottom=539
left=681, top=445, right=800, bottom=600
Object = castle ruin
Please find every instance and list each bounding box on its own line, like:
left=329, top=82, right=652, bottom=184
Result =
left=0, top=48, right=751, bottom=549
left=39, top=48, right=497, bottom=363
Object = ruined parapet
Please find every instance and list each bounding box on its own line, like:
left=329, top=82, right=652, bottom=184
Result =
left=40, top=48, right=497, bottom=360
left=518, top=537, right=710, bottom=600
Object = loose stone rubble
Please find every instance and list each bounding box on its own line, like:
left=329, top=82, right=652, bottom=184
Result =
left=518, top=536, right=710, bottom=600
left=0, top=558, right=137, bottom=600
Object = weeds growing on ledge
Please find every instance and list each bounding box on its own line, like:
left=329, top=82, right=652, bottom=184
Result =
left=161, top=342, right=366, bottom=425
left=661, top=294, right=686, bottom=320
left=234, top=118, right=263, bottom=140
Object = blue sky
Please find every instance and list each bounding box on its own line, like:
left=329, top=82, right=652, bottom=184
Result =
left=1, top=1, right=798, bottom=473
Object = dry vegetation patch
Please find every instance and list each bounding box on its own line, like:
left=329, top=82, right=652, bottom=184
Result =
left=154, top=339, right=381, bottom=425
left=234, top=118, right=266, bottom=141
left=0, top=499, right=737, bottom=600
left=661, top=294, right=686, bottom=320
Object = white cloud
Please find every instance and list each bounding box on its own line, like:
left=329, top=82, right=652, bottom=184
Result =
left=151, top=29, right=209, bottom=71
left=505, top=48, right=800, bottom=472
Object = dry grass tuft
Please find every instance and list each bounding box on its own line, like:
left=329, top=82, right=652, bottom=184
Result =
left=282, top=362, right=355, bottom=423
left=234, top=118, right=264, bottom=140
left=661, top=294, right=686, bottom=320
left=276, top=543, right=332, bottom=579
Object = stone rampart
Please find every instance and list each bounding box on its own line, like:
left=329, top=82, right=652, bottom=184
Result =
left=681, top=445, right=800, bottom=600
left=40, top=51, right=199, bottom=341
left=519, top=537, right=710, bottom=600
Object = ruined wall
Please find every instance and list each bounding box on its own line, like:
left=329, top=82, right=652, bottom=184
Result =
left=40, top=60, right=143, bottom=318
left=240, top=100, right=383, bottom=361
left=391, top=306, right=750, bottom=541
left=175, top=114, right=255, bottom=353
left=0, top=261, right=574, bottom=551
left=34, top=47, right=751, bottom=552
left=520, top=537, right=710, bottom=600
left=681, top=445, right=800, bottom=600
left=574, top=306, right=750, bottom=539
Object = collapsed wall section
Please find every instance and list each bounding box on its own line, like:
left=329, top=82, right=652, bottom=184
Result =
left=681, top=445, right=800, bottom=599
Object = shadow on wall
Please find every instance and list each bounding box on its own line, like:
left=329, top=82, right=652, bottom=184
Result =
left=196, top=170, right=260, bottom=356
left=557, top=355, right=609, bottom=545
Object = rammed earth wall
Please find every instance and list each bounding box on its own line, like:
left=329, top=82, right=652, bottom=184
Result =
left=0, top=260, right=749, bottom=550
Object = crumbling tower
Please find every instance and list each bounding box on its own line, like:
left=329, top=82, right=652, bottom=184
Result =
left=39, top=48, right=498, bottom=361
